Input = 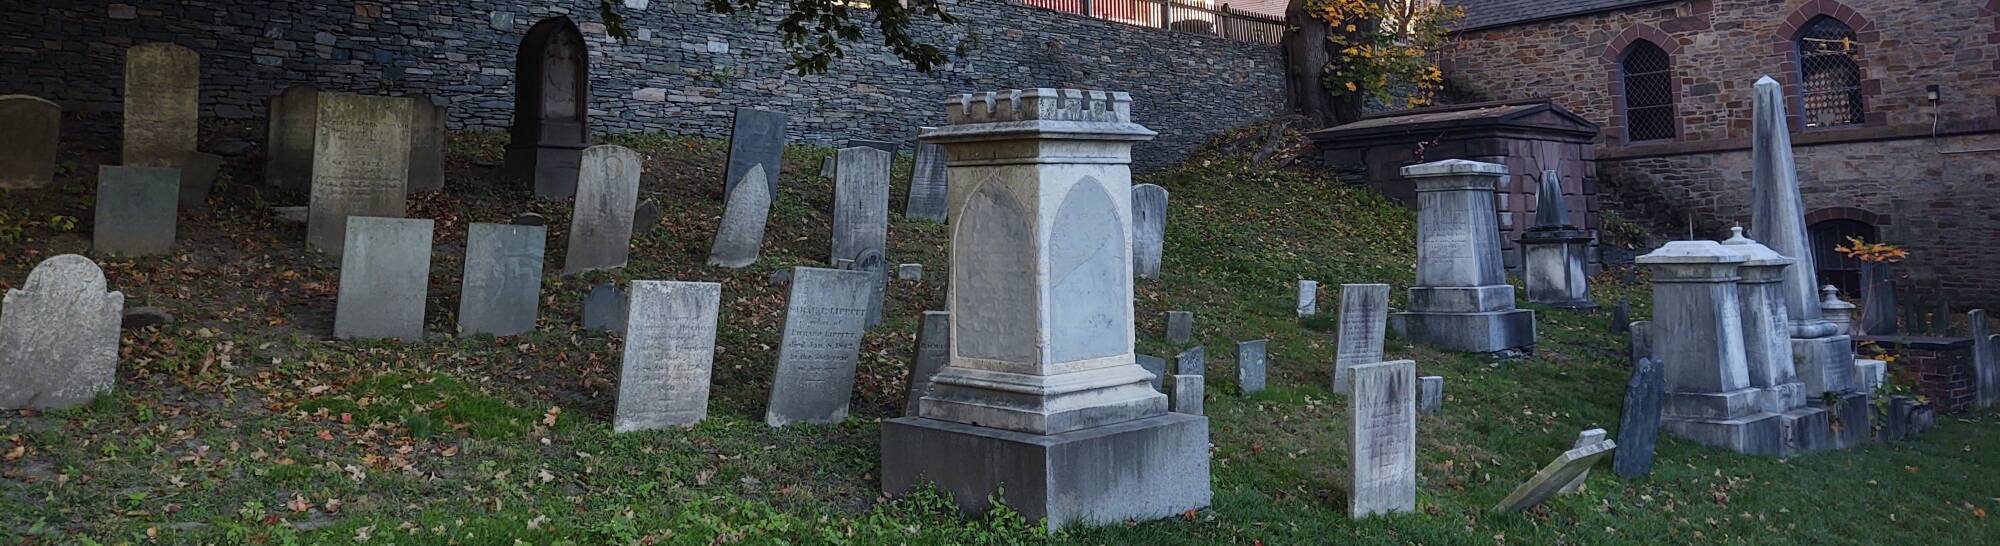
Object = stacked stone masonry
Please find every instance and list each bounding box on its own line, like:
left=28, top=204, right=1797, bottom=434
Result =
left=0, top=0, right=1284, bottom=171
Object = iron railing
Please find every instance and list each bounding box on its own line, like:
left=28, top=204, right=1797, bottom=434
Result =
left=1013, top=0, right=1287, bottom=45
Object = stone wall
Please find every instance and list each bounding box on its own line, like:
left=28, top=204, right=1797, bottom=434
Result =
left=0, top=0, right=1285, bottom=170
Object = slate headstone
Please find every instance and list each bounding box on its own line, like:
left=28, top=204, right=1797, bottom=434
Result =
left=1237, top=339, right=1267, bottom=395
left=1333, top=283, right=1390, bottom=393
left=457, top=223, right=546, bottom=337
left=633, top=199, right=661, bottom=234
left=902, top=311, right=951, bottom=416
left=306, top=93, right=413, bottom=256
left=0, top=255, right=124, bottom=410
left=1611, top=357, right=1665, bottom=479
left=855, top=250, right=888, bottom=328
left=0, top=95, right=60, bottom=189
left=905, top=142, right=949, bottom=222
left=511, top=212, right=547, bottom=226
left=266, top=84, right=320, bottom=191
left=333, top=217, right=433, bottom=341
left=1174, top=346, right=1205, bottom=377
left=1609, top=298, right=1630, bottom=334
left=723, top=107, right=786, bottom=197
left=830, top=147, right=890, bottom=266
left=1131, top=183, right=1168, bottom=279
left=766, top=267, right=874, bottom=426
left=1558, top=428, right=1609, bottom=493
left=562, top=145, right=642, bottom=274
left=406, top=96, right=446, bottom=193
left=1137, top=354, right=1168, bottom=392
left=176, top=152, right=223, bottom=210
left=707, top=164, right=771, bottom=268
left=1974, top=309, right=1997, bottom=408
left=1169, top=374, right=1204, bottom=415
left=1492, top=439, right=1617, bottom=513
left=582, top=283, right=628, bottom=334
left=819, top=155, right=835, bottom=178
left=1417, top=375, right=1443, bottom=414
left=1165, top=310, right=1194, bottom=343
left=123, top=43, right=199, bottom=167
left=507, top=17, right=591, bottom=199
left=1297, top=279, right=1318, bottom=318
left=93, top=166, right=181, bottom=257
left=613, top=281, right=722, bottom=432
left=1348, top=359, right=1417, bottom=518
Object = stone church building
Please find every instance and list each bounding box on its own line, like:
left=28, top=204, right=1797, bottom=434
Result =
left=1437, top=0, right=2000, bottom=306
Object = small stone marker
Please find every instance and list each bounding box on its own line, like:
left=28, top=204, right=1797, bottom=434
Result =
left=1169, top=374, right=1204, bottom=415
left=1165, top=310, right=1194, bottom=343
left=307, top=93, right=413, bottom=256
left=633, top=200, right=662, bottom=233
left=1175, top=345, right=1205, bottom=377
left=266, top=84, right=320, bottom=191
left=1609, top=298, right=1630, bottom=334
left=563, top=145, right=642, bottom=274
left=0, top=255, right=125, bottom=410
left=457, top=223, right=546, bottom=336
left=1297, top=280, right=1318, bottom=318
left=1417, top=376, right=1443, bottom=414
left=1973, top=309, right=1996, bottom=409
left=905, top=142, right=949, bottom=222
left=1558, top=428, right=1609, bottom=493
left=613, top=281, right=722, bottom=432
left=511, top=213, right=547, bottom=226
left=766, top=267, right=874, bottom=426
left=819, top=155, right=835, bottom=178
left=896, top=263, right=923, bottom=281
left=582, top=283, right=628, bottom=334
left=93, top=166, right=181, bottom=257
left=902, top=311, right=951, bottom=416
left=1628, top=320, right=1652, bottom=366
left=123, top=43, right=200, bottom=167
left=1348, top=359, right=1417, bottom=518
left=121, top=307, right=174, bottom=330
left=830, top=147, right=890, bottom=266
left=707, top=164, right=771, bottom=268
left=176, top=152, right=223, bottom=210
left=1612, top=358, right=1662, bottom=479
left=0, top=95, right=60, bottom=189
left=406, top=96, right=446, bottom=193
left=1131, top=183, right=1168, bottom=278
left=855, top=251, right=888, bottom=328
left=333, top=217, right=433, bottom=341
left=723, top=107, right=786, bottom=197
left=1333, top=283, right=1391, bottom=393
left=1492, top=439, right=1617, bottom=513
left=1137, top=354, right=1167, bottom=392
left=1237, top=339, right=1267, bottom=394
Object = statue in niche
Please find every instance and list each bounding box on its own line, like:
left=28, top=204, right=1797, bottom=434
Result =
left=506, top=17, right=591, bottom=200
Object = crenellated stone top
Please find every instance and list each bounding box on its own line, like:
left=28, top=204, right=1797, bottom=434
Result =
left=921, top=88, right=1155, bottom=145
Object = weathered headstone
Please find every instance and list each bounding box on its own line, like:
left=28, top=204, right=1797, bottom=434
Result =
left=1297, top=279, right=1318, bottom=318
left=265, top=84, right=321, bottom=191
left=1748, top=76, right=1854, bottom=397
left=1237, top=340, right=1267, bottom=394
left=0, top=255, right=124, bottom=410
left=905, top=141, right=949, bottom=222
left=1520, top=169, right=1594, bottom=309
left=707, top=164, right=772, bottom=268
left=0, top=95, right=60, bottom=189
left=333, top=217, right=433, bottom=341
left=1391, top=160, right=1536, bottom=353
left=1348, top=359, right=1417, bottom=518
left=613, top=281, right=722, bottom=432
left=818, top=155, right=836, bottom=178
left=123, top=43, right=199, bottom=167
left=1973, top=309, right=1996, bottom=409
left=1628, top=320, right=1653, bottom=366
left=406, top=96, right=446, bottom=193
left=1639, top=240, right=1780, bottom=456
left=306, top=93, right=413, bottom=257
left=1558, top=428, right=1609, bottom=493
left=633, top=199, right=661, bottom=233
left=723, top=107, right=785, bottom=197
left=1137, top=354, right=1168, bottom=392
left=1856, top=357, right=1887, bottom=395
left=766, top=267, right=874, bottom=426
left=1417, top=375, right=1443, bottom=414
left=582, top=283, right=627, bottom=334
left=830, top=146, right=890, bottom=266
left=176, top=152, right=222, bottom=210
left=457, top=223, right=546, bottom=336
left=1722, top=227, right=1812, bottom=420
left=1611, top=357, right=1665, bottom=479
left=93, top=166, right=181, bottom=257
left=1609, top=298, right=1630, bottom=333
left=1170, top=374, right=1204, bottom=415
left=1175, top=346, right=1205, bottom=377
left=1131, top=183, right=1168, bottom=279
left=856, top=251, right=888, bottom=328
left=511, top=212, right=547, bottom=226
left=562, top=145, right=642, bottom=274
left=507, top=17, right=592, bottom=199
left=903, top=311, right=951, bottom=416
left=896, top=263, right=923, bottom=281
left=1166, top=310, right=1194, bottom=343
left=1492, top=439, right=1617, bottom=513
left=1333, top=283, right=1390, bottom=393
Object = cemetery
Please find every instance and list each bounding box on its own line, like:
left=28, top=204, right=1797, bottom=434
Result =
left=4, top=0, right=2000, bottom=543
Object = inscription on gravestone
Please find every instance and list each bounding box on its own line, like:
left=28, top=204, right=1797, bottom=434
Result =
left=0, top=255, right=125, bottom=410
left=1131, top=183, right=1168, bottom=279
left=563, top=145, right=642, bottom=274
left=307, top=93, right=413, bottom=257
left=93, top=166, right=181, bottom=257
left=952, top=178, right=1035, bottom=362
left=614, top=281, right=722, bottom=432
left=766, top=267, right=875, bottom=426
left=123, top=43, right=199, bottom=167
left=1334, top=284, right=1391, bottom=393
left=905, top=142, right=949, bottom=222
left=1348, top=359, right=1417, bottom=518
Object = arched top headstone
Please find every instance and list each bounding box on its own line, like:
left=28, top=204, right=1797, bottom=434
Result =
left=18, top=254, right=111, bottom=294
left=1, top=254, right=124, bottom=410
left=0, top=95, right=61, bottom=189
left=512, top=17, right=590, bottom=149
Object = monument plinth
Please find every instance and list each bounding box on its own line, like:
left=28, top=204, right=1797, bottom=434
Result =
left=1519, top=169, right=1595, bottom=309
left=1391, top=160, right=1536, bottom=353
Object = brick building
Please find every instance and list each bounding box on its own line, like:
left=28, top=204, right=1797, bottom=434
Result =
left=1437, top=0, right=2000, bottom=306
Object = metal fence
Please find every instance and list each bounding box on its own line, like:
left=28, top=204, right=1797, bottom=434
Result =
left=1013, top=0, right=1287, bottom=45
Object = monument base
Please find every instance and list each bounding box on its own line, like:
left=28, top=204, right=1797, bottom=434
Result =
left=1812, top=391, right=1872, bottom=449
left=504, top=144, right=585, bottom=200
left=1792, top=334, right=1856, bottom=394
left=1391, top=309, right=1536, bottom=353
left=880, top=413, right=1211, bottom=531
left=1777, top=407, right=1832, bottom=457
left=1663, top=411, right=1783, bottom=456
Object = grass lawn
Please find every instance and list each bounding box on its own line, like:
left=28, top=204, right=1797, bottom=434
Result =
left=3, top=131, right=1998, bottom=545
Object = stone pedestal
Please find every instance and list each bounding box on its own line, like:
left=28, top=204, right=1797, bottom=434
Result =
left=1520, top=228, right=1595, bottom=309
left=1640, top=240, right=1781, bottom=456
left=881, top=89, right=1207, bottom=529
left=1391, top=160, right=1535, bottom=353
left=1721, top=228, right=1810, bottom=415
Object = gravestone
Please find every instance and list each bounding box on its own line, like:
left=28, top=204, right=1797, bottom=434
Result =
left=1297, top=280, right=1318, bottom=318
left=93, top=166, right=180, bottom=257
left=849, top=139, right=898, bottom=153
left=723, top=107, right=785, bottom=197
left=1175, top=346, right=1205, bottom=377
left=766, top=267, right=874, bottom=426
left=563, top=145, right=642, bottom=274
left=1166, top=310, right=1194, bottom=343
left=1348, top=359, right=1417, bottom=518
left=1856, top=357, right=1887, bottom=395
left=1170, top=374, right=1204, bottom=415
left=1628, top=320, right=1653, bottom=366
left=306, top=93, right=413, bottom=257
left=177, top=152, right=222, bottom=210
left=633, top=200, right=661, bottom=233
left=1558, top=428, right=1609, bottom=493
left=1721, top=228, right=1813, bottom=420
left=406, top=96, right=446, bottom=193
left=1519, top=169, right=1594, bottom=309
left=1417, top=376, right=1443, bottom=414
left=830, top=147, right=890, bottom=266
left=1639, top=240, right=1781, bottom=456
left=707, top=164, right=772, bottom=268
left=511, top=213, right=547, bottom=226
left=1131, top=183, right=1168, bottom=279
left=507, top=17, right=591, bottom=199
left=855, top=250, right=888, bottom=328
left=123, top=43, right=199, bottom=167
left=582, top=283, right=627, bottom=334
left=896, top=264, right=923, bottom=281
left=265, top=85, right=321, bottom=191
left=905, top=141, right=949, bottom=222
left=1610, top=298, right=1630, bottom=333
left=1611, top=357, right=1665, bottom=479
left=1391, top=160, right=1536, bottom=353
left=1491, top=439, right=1617, bottom=513
left=1974, top=309, right=1996, bottom=409
left=0, top=255, right=124, bottom=410
left=1137, top=354, right=1167, bottom=392
left=1237, top=340, right=1267, bottom=394
left=0, top=95, right=60, bottom=189
left=613, top=281, right=722, bottom=432
left=333, top=217, right=433, bottom=341
left=457, top=223, right=546, bottom=336
left=1333, top=284, right=1391, bottom=393
left=902, top=311, right=951, bottom=416
left=819, top=156, right=835, bottom=178
left=1747, top=76, right=1854, bottom=398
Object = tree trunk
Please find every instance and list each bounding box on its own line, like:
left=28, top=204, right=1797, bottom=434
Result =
left=1281, top=0, right=1374, bottom=129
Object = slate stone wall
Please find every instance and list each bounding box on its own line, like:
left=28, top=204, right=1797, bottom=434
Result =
left=0, top=0, right=1285, bottom=170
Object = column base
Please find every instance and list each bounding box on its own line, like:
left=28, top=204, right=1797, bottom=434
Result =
left=1777, top=407, right=1832, bottom=457
left=1391, top=309, right=1536, bottom=353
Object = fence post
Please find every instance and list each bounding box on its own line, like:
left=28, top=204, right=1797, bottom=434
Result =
left=1080, top=0, right=1093, bottom=17
left=1159, top=0, right=1172, bottom=29
left=1220, top=4, right=1232, bottom=40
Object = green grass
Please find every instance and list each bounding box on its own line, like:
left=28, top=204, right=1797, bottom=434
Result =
left=2, top=132, right=1998, bottom=544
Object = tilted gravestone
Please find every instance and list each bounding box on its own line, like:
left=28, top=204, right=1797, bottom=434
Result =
left=457, top=223, right=546, bottom=337
left=562, top=145, right=642, bottom=274
left=265, top=84, right=321, bottom=192
left=333, top=217, right=433, bottom=341
left=1558, top=428, right=1609, bottom=493
left=902, top=311, right=951, bottom=417
left=1175, top=345, right=1206, bottom=377
left=507, top=17, right=591, bottom=199
left=123, top=43, right=199, bottom=167
left=1237, top=339, right=1267, bottom=394
left=1131, top=183, right=1168, bottom=279
left=1170, top=374, right=1204, bottom=415
left=176, top=152, right=223, bottom=210
left=581, top=283, right=627, bottom=334
left=1348, top=359, right=1417, bottom=518
left=1611, top=357, right=1665, bottom=479
left=1492, top=438, right=1617, bottom=513
left=1333, top=283, right=1390, bottom=393
left=0, top=255, right=125, bottom=410
left=613, top=281, right=723, bottom=432
left=1137, top=354, right=1168, bottom=392
left=307, top=93, right=413, bottom=257
left=633, top=200, right=661, bottom=234
left=1297, top=279, right=1318, bottom=318
left=707, top=164, right=772, bottom=268
left=0, top=95, right=60, bottom=189
left=830, top=146, right=891, bottom=266
left=406, top=96, right=447, bottom=193
left=905, top=142, right=949, bottom=222
left=723, top=107, right=786, bottom=197
left=1165, top=310, right=1193, bottom=343
left=93, top=166, right=181, bottom=257
left=766, top=267, right=874, bottom=426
